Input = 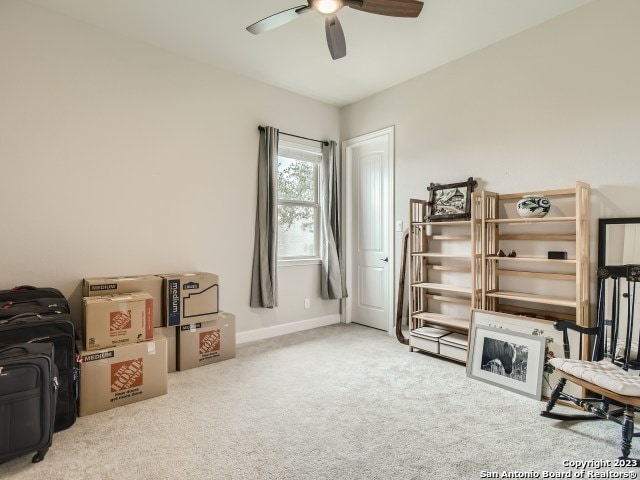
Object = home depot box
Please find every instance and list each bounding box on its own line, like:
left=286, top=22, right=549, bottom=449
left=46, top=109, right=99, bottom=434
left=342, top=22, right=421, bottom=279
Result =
left=154, top=327, right=177, bottom=373
left=83, top=275, right=164, bottom=327
left=177, top=312, right=235, bottom=371
left=78, top=338, right=168, bottom=416
left=83, top=292, right=154, bottom=351
left=161, top=272, right=219, bottom=327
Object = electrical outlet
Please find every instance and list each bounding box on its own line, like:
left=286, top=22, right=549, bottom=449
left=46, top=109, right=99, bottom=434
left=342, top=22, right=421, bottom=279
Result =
left=304, top=298, right=310, bottom=309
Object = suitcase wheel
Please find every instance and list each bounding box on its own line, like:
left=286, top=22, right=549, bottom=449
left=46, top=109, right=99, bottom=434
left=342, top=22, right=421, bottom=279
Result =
left=32, top=448, right=48, bottom=463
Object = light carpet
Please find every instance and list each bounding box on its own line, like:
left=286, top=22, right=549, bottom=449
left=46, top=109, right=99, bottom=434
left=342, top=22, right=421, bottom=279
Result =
left=1, top=323, right=637, bottom=480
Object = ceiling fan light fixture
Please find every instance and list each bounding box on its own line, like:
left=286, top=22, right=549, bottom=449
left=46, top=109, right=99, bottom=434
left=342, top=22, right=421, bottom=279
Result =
left=314, top=0, right=343, bottom=14
left=246, top=0, right=424, bottom=59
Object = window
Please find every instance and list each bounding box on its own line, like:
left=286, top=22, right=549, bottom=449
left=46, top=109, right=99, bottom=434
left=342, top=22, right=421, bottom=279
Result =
left=277, top=139, right=322, bottom=262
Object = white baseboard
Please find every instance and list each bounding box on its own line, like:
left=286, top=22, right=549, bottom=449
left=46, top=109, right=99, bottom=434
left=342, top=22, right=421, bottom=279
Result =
left=236, top=314, right=341, bottom=345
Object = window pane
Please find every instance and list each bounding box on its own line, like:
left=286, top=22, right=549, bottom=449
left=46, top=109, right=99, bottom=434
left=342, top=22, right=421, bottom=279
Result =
left=278, top=205, right=317, bottom=257
left=278, top=157, right=315, bottom=202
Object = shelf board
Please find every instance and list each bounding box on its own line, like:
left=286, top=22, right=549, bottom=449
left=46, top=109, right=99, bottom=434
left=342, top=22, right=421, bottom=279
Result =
left=412, top=283, right=471, bottom=294
left=427, top=265, right=471, bottom=273
left=412, top=253, right=471, bottom=259
left=428, top=235, right=472, bottom=241
left=412, top=220, right=471, bottom=226
left=485, top=290, right=577, bottom=308
left=499, top=234, right=576, bottom=241
left=499, top=188, right=576, bottom=199
left=425, top=294, right=471, bottom=305
left=497, top=304, right=577, bottom=322
left=411, top=312, right=469, bottom=332
left=496, top=269, right=576, bottom=281
left=486, top=217, right=576, bottom=224
left=486, top=255, right=576, bottom=264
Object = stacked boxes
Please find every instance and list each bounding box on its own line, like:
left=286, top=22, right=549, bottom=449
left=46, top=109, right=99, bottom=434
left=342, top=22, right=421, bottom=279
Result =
left=78, top=338, right=168, bottom=417
left=79, top=283, right=165, bottom=416
left=177, top=312, right=235, bottom=371
left=78, top=271, right=235, bottom=415
left=154, top=327, right=177, bottom=373
left=160, top=272, right=236, bottom=372
left=161, top=272, right=219, bottom=327
left=83, top=275, right=164, bottom=327
left=83, top=293, right=154, bottom=351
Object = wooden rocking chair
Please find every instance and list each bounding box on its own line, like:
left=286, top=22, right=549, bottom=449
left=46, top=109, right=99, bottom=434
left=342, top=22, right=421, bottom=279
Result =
left=541, top=265, right=640, bottom=460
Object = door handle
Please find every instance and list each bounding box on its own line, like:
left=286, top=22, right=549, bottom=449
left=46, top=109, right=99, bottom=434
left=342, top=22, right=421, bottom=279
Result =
left=379, top=257, right=389, bottom=262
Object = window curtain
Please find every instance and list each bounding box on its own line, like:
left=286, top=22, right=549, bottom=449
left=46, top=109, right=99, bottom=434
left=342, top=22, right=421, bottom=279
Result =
left=320, top=141, right=348, bottom=300
left=250, top=126, right=279, bottom=308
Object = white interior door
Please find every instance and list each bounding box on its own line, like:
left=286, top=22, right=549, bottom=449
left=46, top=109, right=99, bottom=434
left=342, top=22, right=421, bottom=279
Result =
left=344, top=127, right=394, bottom=332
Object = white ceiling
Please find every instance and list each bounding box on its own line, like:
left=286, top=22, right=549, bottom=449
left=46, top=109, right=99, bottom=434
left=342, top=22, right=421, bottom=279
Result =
left=27, top=0, right=593, bottom=107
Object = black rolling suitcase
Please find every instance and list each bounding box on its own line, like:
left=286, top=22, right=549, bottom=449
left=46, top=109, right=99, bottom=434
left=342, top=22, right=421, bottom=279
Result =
left=0, top=313, right=77, bottom=431
left=0, top=285, right=65, bottom=302
left=0, top=343, right=58, bottom=464
left=0, top=298, right=70, bottom=320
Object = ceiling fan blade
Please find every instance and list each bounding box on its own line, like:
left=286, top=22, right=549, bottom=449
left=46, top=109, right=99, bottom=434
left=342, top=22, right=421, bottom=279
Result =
left=347, top=0, right=423, bottom=18
left=246, top=5, right=310, bottom=35
left=325, top=14, right=346, bottom=60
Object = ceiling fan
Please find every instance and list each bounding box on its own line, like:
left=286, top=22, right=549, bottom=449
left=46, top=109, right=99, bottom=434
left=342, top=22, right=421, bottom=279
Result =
left=246, top=0, right=424, bottom=60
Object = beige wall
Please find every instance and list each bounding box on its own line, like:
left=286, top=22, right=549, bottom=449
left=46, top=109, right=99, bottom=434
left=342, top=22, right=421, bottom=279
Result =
left=0, top=1, right=340, bottom=334
left=340, top=0, right=640, bottom=308
left=3, top=0, right=639, bottom=338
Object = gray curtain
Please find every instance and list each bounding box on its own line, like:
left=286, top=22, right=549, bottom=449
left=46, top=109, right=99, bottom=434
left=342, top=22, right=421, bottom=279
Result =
left=320, top=141, right=348, bottom=300
left=250, top=126, right=279, bottom=308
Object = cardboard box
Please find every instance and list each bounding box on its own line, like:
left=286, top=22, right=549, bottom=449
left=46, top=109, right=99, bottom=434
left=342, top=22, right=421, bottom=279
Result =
left=161, top=272, right=219, bottom=327
left=83, top=275, right=164, bottom=328
left=154, top=327, right=177, bottom=373
left=83, top=292, right=154, bottom=351
left=78, top=338, right=168, bottom=416
left=177, top=312, right=235, bottom=371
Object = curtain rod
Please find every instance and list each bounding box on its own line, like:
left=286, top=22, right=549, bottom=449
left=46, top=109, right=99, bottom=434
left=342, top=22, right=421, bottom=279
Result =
left=258, top=126, right=329, bottom=146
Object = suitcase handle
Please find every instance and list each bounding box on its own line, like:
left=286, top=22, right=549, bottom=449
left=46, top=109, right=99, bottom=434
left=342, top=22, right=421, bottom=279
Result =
left=2, top=299, right=64, bottom=307
left=0, top=313, right=42, bottom=324
left=0, top=345, right=32, bottom=355
left=11, top=285, right=38, bottom=291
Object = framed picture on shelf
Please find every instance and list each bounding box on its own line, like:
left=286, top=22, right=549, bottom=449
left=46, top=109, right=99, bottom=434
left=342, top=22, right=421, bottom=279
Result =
left=467, top=322, right=545, bottom=400
left=426, top=177, right=477, bottom=222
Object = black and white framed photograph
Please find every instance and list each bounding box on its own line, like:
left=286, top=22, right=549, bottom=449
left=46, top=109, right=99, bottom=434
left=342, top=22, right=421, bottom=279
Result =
left=426, top=177, right=477, bottom=222
left=470, top=309, right=581, bottom=398
left=467, top=323, right=545, bottom=400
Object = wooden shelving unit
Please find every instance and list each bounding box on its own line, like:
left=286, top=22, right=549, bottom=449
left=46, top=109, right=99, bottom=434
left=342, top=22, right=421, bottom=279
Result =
left=479, top=181, right=591, bottom=357
left=408, top=195, right=482, bottom=362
